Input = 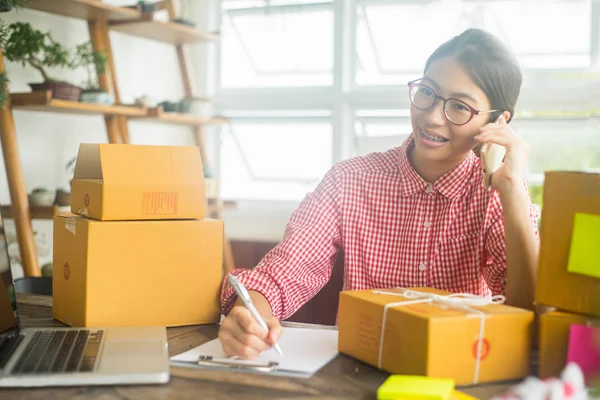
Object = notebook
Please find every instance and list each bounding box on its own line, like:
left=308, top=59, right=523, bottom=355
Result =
left=170, top=327, right=338, bottom=378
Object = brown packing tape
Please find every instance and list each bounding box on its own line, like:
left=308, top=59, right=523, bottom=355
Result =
left=65, top=216, right=77, bottom=235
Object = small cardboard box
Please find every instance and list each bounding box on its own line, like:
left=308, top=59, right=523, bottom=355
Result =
left=338, top=288, right=534, bottom=386
left=535, top=172, right=600, bottom=317
left=71, top=144, right=206, bottom=221
left=53, top=215, right=223, bottom=327
left=539, top=311, right=600, bottom=379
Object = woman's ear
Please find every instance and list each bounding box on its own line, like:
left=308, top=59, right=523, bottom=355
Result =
left=503, top=111, right=512, bottom=123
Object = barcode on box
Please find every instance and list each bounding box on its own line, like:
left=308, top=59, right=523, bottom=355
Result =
left=142, top=192, right=178, bottom=215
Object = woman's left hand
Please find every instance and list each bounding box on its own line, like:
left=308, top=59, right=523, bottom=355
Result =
left=475, top=114, right=530, bottom=195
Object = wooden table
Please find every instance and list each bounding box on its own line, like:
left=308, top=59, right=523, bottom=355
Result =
left=2, top=294, right=519, bottom=399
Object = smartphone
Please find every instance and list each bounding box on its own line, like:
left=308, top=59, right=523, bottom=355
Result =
left=483, top=115, right=506, bottom=174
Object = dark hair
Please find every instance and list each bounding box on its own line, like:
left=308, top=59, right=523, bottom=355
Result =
left=424, top=28, right=522, bottom=123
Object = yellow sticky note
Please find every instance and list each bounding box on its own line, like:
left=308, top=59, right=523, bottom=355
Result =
left=377, top=375, right=455, bottom=400
left=567, top=213, right=600, bottom=279
left=451, top=390, right=479, bottom=400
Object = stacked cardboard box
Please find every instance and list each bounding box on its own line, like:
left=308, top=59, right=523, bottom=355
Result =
left=535, top=172, right=600, bottom=382
left=53, top=144, right=223, bottom=328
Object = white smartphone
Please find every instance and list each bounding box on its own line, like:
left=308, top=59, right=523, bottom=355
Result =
left=483, top=115, right=506, bottom=174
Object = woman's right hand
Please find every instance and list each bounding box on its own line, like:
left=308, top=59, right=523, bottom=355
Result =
left=218, top=303, right=283, bottom=358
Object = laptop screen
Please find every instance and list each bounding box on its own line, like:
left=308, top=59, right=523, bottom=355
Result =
left=0, top=206, right=19, bottom=334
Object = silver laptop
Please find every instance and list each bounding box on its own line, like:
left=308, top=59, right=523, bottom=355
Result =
left=0, top=208, right=170, bottom=387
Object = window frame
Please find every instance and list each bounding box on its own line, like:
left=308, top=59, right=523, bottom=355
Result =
left=211, top=0, right=600, bottom=205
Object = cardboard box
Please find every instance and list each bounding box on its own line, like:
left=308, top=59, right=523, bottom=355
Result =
left=535, top=172, right=600, bottom=317
left=71, top=144, right=206, bottom=221
left=53, top=215, right=223, bottom=327
left=539, top=311, right=600, bottom=379
left=338, top=288, right=534, bottom=386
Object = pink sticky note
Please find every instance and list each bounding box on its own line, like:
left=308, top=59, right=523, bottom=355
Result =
left=567, top=324, right=600, bottom=384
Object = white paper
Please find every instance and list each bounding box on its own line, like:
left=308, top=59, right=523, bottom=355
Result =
left=170, top=327, right=339, bottom=378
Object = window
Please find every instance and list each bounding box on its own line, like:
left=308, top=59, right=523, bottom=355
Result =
left=220, top=113, right=333, bottom=200
left=515, top=119, right=600, bottom=176
left=220, top=0, right=334, bottom=88
left=355, top=0, right=592, bottom=85
left=215, top=0, right=600, bottom=202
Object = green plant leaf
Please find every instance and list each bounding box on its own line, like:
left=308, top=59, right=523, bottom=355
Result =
left=73, top=42, right=108, bottom=90
left=0, top=70, right=9, bottom=108
left=5, top=22, right=72, bottom=82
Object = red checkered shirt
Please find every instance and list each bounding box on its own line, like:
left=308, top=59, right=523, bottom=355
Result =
left=221, top=135, right=539, bottom=320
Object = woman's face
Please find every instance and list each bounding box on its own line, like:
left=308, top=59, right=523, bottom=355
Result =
left=410, top=56, right=494, bottom=164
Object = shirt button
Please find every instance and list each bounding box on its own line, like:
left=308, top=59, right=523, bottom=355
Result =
left=424, top=220, right=431, bottom=228
left=426, top=185, right=434, bottom=194
left=418, top=263, right=427, bottom=271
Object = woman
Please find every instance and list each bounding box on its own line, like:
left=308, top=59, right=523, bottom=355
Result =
left=218, top=28, right=539, bottom=358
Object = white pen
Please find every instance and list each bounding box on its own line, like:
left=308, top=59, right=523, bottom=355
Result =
left=227, top=275, right=284, bottom=356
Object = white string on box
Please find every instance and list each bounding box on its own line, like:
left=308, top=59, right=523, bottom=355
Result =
left=372, top=288, right=506, bottom=385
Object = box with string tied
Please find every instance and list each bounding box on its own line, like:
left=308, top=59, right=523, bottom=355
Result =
left=338, top=287, right=534, bottom=386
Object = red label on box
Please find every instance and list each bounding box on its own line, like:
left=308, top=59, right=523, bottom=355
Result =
left=63, top=263, right=70, bottom=280
left=472, top=337, right=490, bottom=360
left=141, top=192, right=178, bottom=215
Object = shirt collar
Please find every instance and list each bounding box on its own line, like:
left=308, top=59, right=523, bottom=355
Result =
left=398, top=134, right=476, bottom=200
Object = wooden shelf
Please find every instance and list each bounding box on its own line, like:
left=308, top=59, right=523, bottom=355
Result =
left=109, top=18, right=219, bottom=45
left=11, top=92, right=147, bottom=117
left=1, top=205, right=62, bottom=220
left=22, top=0, right=140, bottom=21
left=22, top=0, right=217, bottom=45
left=134, top=107, right=227, bottom=126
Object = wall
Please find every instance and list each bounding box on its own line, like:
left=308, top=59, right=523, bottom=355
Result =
left=0, top=3, right=200, bottom=279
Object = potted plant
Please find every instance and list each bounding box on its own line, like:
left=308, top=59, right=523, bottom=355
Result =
left=0, top=1, right=25, bottom=108
left=0, top=0, right=24, bottom=13
left=72, top=42, right=112, bottom=104
left=158, top=98, right=192, bottom=113
left=137, top=0, right=156, bottom=15
left=28, top=187, right=56, bottom=207
left=4, top=22, right=80, bottom=101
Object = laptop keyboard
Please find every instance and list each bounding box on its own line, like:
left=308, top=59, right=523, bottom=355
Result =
left=0, top=334, right=24, bottom=369
left=9, top=329, right=104, bottom=375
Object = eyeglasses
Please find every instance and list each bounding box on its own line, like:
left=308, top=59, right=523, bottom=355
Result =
left=408, top=79, right=498, bottom=126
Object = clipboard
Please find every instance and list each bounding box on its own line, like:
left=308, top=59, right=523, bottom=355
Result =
left=170, top=327, right=339, bottom=378
left=175, top=355, right=280, bottom=373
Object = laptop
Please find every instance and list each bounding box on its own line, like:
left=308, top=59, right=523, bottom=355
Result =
left=0, top=208, right=170, bottom=387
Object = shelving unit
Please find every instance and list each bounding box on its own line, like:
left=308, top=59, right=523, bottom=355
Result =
left=0, top=0, right=235, bottom=276
left=109, top=18, right=219, bottom=45
left=0, top=205, right=62, bottom=220
left=21, top=0, right=140, bottom=21
left=136, top=107, right=227, bottom=126
left=11, top=92, right=147, bottom=117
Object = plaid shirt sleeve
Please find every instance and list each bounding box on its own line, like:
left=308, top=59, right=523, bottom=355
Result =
left=483, top=184, right=540, bottom=296
left=221, top=167, right=343, bottom=319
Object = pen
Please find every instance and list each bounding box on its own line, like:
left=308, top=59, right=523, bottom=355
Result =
left=227, top=274, right=284, bottom=357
